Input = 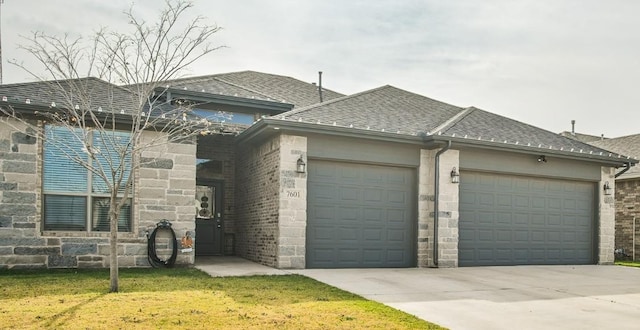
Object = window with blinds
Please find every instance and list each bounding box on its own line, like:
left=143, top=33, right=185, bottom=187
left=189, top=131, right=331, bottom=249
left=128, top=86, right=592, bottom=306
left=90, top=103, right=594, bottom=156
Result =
left=43, top=126, right=132, bottom=232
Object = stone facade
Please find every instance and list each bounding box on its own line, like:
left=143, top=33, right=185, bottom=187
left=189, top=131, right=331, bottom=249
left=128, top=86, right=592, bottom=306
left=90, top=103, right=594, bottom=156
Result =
left=599, top=166, right=616, bottom=264
left=0, top=119, right=40, bottom=269
left=417, top=148, right=460, bottom=268
left=275, top=135, right=307, bottom=269
left=0, top=121, right=197, bottom=269
left=235, top=133, right=307, bottom=269
left=614, top=179, right=640, bottom=260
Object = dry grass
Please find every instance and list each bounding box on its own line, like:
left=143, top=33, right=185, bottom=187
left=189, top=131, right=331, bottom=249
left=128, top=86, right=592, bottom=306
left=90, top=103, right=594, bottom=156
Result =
left=0, top=268, right=444, bottom=329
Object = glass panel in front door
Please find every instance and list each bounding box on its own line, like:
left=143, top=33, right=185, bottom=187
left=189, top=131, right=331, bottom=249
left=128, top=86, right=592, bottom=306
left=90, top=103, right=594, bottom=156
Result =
left=196, top=185, right=215, bottom=219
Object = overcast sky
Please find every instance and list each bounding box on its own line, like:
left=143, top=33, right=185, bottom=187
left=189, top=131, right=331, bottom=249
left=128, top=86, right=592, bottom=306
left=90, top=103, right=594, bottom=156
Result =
left=2, top=1, right=639, bottom=138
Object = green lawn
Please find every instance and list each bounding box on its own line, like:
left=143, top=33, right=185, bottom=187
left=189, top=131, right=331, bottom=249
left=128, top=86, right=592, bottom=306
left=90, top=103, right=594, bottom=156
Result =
left=0, top=268, right=444, bottom=329
left=615, top=260, right=640, bottom=268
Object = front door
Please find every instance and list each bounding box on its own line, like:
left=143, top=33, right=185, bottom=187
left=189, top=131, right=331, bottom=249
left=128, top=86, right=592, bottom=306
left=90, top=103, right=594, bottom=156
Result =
left=195, top=181, right=224, bottom=256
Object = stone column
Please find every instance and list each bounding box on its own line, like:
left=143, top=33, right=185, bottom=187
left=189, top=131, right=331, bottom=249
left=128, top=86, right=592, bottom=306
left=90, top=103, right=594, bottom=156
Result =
left=417, top=148, right=460, bottom=268
left=599, top=166, right=616, bottom=264
left=276, top=134, right=307, bottom=269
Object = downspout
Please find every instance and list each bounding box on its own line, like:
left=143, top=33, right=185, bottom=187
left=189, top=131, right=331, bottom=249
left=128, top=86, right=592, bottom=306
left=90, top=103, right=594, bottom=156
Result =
left=615, top=162, right=632, bottom=178
left=433, top=140, right=452, bottom=267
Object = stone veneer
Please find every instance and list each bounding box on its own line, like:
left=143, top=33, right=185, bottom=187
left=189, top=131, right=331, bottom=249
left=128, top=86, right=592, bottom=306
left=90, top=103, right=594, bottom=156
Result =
left=418, top=148, right=460, bottom=268
left=235, top=133, right=307, bottom=269
left=0, top=120, right=197, bottom=269
left=614, top=179, right=639, bottom=260
left=275, top=135, right=307, bottom=269
left=0, top=119, right=40, bottom=269
left=599, top=166, right=616, bottom=264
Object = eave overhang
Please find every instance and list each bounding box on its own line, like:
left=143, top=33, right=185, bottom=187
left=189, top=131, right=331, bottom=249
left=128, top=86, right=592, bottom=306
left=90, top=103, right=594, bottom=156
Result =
left=238, top=117, right=638, bottom=168
left=158, top=87, right=295, bottom=114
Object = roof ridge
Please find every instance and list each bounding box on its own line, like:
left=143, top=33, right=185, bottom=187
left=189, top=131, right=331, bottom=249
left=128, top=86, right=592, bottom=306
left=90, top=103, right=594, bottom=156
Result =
left=432, top=106, right=475, bottom=134
left=277, top=85, right=394, bottom=118
left=161, top=70, right=253, bottom=85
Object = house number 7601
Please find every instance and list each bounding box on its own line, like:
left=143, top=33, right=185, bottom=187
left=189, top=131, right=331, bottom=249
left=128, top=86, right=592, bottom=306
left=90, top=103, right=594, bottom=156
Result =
left=287, top=191, right=300, bottom=198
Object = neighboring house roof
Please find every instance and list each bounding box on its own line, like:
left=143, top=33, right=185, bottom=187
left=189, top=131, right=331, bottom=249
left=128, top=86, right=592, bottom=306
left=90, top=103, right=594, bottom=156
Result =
left=0, top=77, right=135, bottom=113
left=559, top=131, right=607, bottom=143
left=590, top=134, right=640, bottom=179
left=253, top=85, right=635, bottom=166
left=162, top=70, right=344, bottom=108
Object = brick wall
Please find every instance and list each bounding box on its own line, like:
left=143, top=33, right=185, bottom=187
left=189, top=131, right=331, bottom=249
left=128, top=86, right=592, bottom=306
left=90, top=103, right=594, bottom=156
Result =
left=615, top=179, right=640, bottom=260
left=235, top=134, right=281, bottom=267
left=0, top=121, right=197, bottom=269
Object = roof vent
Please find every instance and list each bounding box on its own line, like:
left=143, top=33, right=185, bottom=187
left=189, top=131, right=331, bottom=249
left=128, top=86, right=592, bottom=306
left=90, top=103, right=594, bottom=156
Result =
left=318, top=71, right=323, bottom=103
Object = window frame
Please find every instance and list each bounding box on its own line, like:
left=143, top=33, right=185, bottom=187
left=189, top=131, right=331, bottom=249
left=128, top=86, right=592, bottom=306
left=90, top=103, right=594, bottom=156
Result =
left=42, top=125, right=134, bottom=233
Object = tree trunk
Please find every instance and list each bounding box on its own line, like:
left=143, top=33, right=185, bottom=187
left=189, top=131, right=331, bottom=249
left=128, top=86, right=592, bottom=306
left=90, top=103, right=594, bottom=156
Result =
left=109, top=202, right=119, bottom=293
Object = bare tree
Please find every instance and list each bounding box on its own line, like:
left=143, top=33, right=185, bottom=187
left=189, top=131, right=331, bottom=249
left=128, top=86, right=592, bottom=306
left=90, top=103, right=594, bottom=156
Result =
left=0, top=0, right=227, bottom=292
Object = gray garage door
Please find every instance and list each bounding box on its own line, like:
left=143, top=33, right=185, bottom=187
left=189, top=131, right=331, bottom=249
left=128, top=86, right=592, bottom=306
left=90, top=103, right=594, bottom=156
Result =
left=306, top=161, right=416, bottom=268
left=459, top=171, right=595, bottom=266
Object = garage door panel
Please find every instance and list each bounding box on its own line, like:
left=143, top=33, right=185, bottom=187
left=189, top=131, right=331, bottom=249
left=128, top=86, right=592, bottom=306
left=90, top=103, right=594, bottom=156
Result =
left=460, top=171, right=594, bottom=266
left=307, top=161, right=415, bottom=268
left=363, top=228, right=382, bottom=240
left=338, top=207, right=360, bottom=222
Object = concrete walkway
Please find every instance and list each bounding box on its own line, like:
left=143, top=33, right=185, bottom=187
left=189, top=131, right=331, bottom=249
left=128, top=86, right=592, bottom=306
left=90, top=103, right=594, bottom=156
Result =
left=195, top=256, right=290, bottom=277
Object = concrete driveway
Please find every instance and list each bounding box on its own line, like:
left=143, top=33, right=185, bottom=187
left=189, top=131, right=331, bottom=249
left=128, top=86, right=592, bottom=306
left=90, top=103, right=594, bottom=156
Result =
left=296, top=265, right=640, bottom=330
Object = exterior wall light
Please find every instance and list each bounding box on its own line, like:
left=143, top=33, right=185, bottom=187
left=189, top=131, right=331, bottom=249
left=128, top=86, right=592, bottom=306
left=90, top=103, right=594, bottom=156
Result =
left=296, top=155, right=306, bottom=173
left=603, top=181, right=612, bottom=196
left=451, top=167, right=460, bottom=183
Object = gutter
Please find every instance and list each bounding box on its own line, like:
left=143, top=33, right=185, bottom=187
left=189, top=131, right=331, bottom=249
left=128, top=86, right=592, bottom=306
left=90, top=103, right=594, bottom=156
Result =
left=615, top=162, right=633, bottom=178
left=157, top=87, right=294, bottom=113
left=236, top=118, right=634, bottom=167
left=433, top=140, right=452, bottom=267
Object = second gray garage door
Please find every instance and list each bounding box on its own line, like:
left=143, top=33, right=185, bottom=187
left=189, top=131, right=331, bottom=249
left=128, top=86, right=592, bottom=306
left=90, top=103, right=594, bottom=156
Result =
left=306, top=161, right=416, bottom=268
left=459, top=171, right=595, bottom=266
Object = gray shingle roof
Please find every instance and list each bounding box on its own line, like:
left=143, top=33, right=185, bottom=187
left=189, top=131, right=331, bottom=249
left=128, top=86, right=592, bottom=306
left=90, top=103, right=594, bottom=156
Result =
left=272, top=85, right=627, bottom=160
left=163, top=71, right=344, bottom=108
left=0, top=77, right=135, bottom=113
left=590, top=134, right=640, bottom=178
left=559, top=131, right=607, bottom=143
left=275, top=85, right=464, bottom=135
left=443, top=107, right=611, bottom=154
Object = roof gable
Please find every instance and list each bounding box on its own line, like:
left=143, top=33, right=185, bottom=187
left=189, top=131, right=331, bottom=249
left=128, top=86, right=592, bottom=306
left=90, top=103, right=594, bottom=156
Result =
left=275, top=85, right=464, bottom=135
